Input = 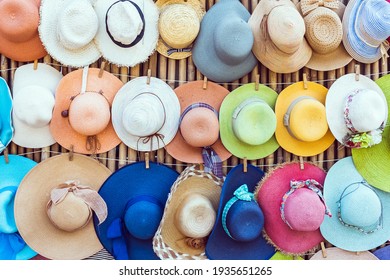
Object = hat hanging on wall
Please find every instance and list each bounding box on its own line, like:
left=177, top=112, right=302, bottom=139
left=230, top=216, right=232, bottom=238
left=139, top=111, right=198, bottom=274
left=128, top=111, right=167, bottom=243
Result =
left=0, top=77, right=13, bottom=154
left=310, top=247, right=379, bottom=260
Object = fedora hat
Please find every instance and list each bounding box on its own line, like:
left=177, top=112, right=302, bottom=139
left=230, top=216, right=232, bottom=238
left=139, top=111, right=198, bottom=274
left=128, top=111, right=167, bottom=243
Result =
left=320, top=156, right=390, bottom=252
left=255, top=161, right=330, bottom=255
left=94, top=161, right=179, bottom=260
left=373, top=245, right=390, bottom=260
left=310, top=247, right=379, bottom=260
left=205, top=164, right=276, bottom=260
left=94, top=0, right=159, bottom=67
left=249, top=0, right=312, bottom=74
left=111, top=76, right=180, bottom=152
left=191, top=0, right=257, bottom=83
left=156, top=0, right=205, bottom=60
left=38, top=0, right=101, bottom=67
left=14, top=153, right=111, bottom=260
left=326, top=73, right=387, bottom=149
left=50, top=66, right=123, bottom=155
left=165, top=81, right=231, bottom=179
left=219, top=83, right=279, bottom=160
left=12, top=63, right=63, bottom=149
left=153, top=165, right=222, bottom=260
left=0, top=0, right=47, bottom=62
left=275, top=81, right=335, bottom=157
left=0, top=155, right=37, bottom=260
left=0, top=77, right=13, bottom=154
left=342, top=0, right=390, bottom=64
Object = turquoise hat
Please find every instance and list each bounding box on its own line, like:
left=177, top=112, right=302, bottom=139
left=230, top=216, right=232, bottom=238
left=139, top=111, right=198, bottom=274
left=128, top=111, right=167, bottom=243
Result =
left=0, top=77, right=13, bottom=153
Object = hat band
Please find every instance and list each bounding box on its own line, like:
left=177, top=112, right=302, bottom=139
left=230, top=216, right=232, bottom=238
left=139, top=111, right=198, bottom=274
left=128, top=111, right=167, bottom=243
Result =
left=232, top=97, right=267, bottom=119
left=160, top=37, right=192, bottom=56
left=300, top=0, right=340, bottom=16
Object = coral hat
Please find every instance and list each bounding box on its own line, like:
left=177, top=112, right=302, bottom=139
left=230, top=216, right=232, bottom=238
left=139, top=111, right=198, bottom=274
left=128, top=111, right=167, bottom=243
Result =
left=0, top=77, right=13, bottom=153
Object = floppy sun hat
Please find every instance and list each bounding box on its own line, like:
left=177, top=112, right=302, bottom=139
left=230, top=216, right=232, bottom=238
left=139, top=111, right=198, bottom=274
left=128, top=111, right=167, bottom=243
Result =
left=12, top=63, right=63, bottom=149
left=191, top=0, right=257, bottom=83
left=50, top=66, right=123, bottom=155
left=310, top=247, right=379, bottom=260
left=94, top=0, right=159, bottom=67
left=0, top=77, right=13, bottom=154
left=14, top=153, right=111, bottom=260
left=326, top=73, right=388, bottom=149
left=94, top=161, right=179, bottom=260
left=111, top=76, right=180, bottom=152
left=0, top=0, right=47, bottom=62
left=219, top=82, right=279, bottom=160
left=155, top=0, right=205, bottom=60
left=153, top=165, right=223, bottom=260
left=320, top=156, right=390, bottom=252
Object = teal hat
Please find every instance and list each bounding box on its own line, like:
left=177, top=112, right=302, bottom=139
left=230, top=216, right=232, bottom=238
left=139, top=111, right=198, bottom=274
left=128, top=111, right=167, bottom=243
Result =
left=0, top=77, right=13, bottom=153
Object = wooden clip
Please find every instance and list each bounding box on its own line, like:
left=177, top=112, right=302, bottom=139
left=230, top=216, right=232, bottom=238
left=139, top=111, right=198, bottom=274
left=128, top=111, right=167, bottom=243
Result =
left=243, top=158, right=248, bottom=173
left=320, top=242, right=327, bottom=258
left=98, top=60, right=106, bottom=78
left=3, top=148, right=9, bottom=164
left=199, top=163, right=204, bottom=171
left=202, top=76, right=208, bottom=90
left=299, top=157, right=304, bottom=170
left=146, top=69, right=152, bottom=85
left=255, top=74, right=260, bottom=91
left=33, top=60, right=38, bottom=70
left=145, top=152, right=150, bottom=169
left=303, top=73, right=308, bottom=90
left=355, top=64, right=360, bottom=81
left=69, top=145, right=74, bottom=161
left=356, top=251, right=361, bottom=256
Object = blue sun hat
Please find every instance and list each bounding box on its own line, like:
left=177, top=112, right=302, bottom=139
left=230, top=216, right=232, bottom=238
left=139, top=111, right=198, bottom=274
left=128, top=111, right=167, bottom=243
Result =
left=0, top=154, right=37, bottom=260
left=94, top=161, right=179, bottom=260
left=0, top=77, right=13, bottom=153
left=373, top=245, right=390, bottom=259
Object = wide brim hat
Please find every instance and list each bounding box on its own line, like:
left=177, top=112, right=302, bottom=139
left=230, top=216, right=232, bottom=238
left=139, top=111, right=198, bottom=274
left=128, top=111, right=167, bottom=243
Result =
left=0, top=77, right=13, bottom=153
left=112, top=76, right=180, bottom=152
left=310, top=247, right=379, bottom=260
left=12, top=63, right=63, bottom=149
left=94, top=162, right=179, bottom=260
left=373, top=245, right=390, bottom=260
left=191, top=0, right=257, bottom=82
left=219, top=83, right=279, bottom=160
left=14, top=153, right=112, bottom=260
left=165, top=80, right=231, bottom=164
left=0, top=155, right=37, bottom=260
left=205, top=164, right=276, bottom=260
left=94, top=0, right=159, bottom=67
left=153, top=165, right=223, bottom=260
left=275, top=81, right=335, bottom=157
left=0, top=0, right=47, bottom=62
left=255, top=161, right=327, bottom=255
left=320, top=156, right=390, bottom=252
left=50, top=67, right=123, bottom=154
left=352, top=74, right=390, bottom=193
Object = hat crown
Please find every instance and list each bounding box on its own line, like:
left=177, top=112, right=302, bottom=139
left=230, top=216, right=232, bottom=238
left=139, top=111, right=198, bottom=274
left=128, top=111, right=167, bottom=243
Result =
left=359, top=0, right=390, bottom=44
left=0, top=186, right=17, bottom=234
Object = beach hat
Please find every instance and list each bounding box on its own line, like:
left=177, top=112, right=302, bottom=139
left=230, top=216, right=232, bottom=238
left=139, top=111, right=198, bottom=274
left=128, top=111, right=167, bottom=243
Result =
left=94, top=0, right=159, bottom=67
left=0, top=155, right=37, bottom=260
left=38, top=0, right=101, bottom=67
left=352, top=74, right=390, bottom=193
left=112, top=76, right=180, bottom=152
left=94, top=161, right=179, bottom=260
left=320, top=156, right=390, bottom=252
left=165, top=81, right=231, bottom=179
left=0, top=77, right=13, bottom=154
left=14, top=153, right=111, bottom=260
left=205, top=164, right=276, bottom=260
left=326, top=73, right=387, bottom=149
left=373, top=245, right=390, bottom=260
left=191, top=0, right=257, bottom=83
left=12, top=63, right=63, bottom=149
left=248, top=0, right=312, bottom=74
left=256, top=161, right=330, bottom=255
left=275, top=81, right=335, bottom=157
left=342, top=0, right=390, bottom=64
left=219, top=83, right=279, bottom=160
left=153, top=165, right=223, bottom=260
left=50, top=66, right=123, bottom=155
left=0, top=0, right=47, bottom=62
left=310, top=247, right=379, bottom=260
left=155, top=0, right=205, bottom=60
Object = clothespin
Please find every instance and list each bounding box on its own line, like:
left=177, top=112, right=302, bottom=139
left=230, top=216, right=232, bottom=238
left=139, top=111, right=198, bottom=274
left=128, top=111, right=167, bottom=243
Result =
left=199, top=163, right=204, bottom=171
left=356, top=251, right=361, bottom=256
left=303, top=73, right=308, bottom=90
left=299, top=157, right=304, bottom=170
left=33, top=60, right=38, bottom=70
left=98, top=60, right=106, bottom=78
left=68, top=145, right=74, bottom=161
left=255, top=74, right=260, bottom=91
left=202, top=76, right=208, bottom=90
left=145, top=152, right=150, bottom=169
left=320, top=242, right=327, bottom=258
left=3, top=148, right=9, bottom=164
left=355, top=64, right=360, bottom=81
left=243, top=157, right=248, bottom=173
left=146, top=69, right=152, bottom=85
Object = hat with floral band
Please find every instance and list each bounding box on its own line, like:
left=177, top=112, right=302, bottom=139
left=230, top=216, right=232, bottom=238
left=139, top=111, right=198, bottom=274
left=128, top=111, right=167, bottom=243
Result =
left=310, top=247, right=379, bottom=260
left=326, top=73, right=387, bottom=149
left=0, top=77, right=13, bottom=154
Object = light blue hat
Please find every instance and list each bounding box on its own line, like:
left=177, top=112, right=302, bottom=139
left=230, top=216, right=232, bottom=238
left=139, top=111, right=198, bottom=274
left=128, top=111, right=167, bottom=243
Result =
left=0, top=77, right=13, bottom=153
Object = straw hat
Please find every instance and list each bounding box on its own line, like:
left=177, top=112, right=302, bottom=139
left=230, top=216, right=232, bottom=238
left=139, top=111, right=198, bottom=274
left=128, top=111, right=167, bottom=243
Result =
left=275, top=81, right=335, bottom=157
left=326, top=73, right=387, bottom=149
left=94, top=0, right=159, bottom=67
left=156, top=0, right=205, bottom=60
left=249, top=0, right=312, bottom=74
left=94, top=161, right=179, bottom=260
left=219, top=83, right=279, bottom=160
left=0, top=0, right=47, bottom=62
left=0, top=77, right=13, bottom=153
left=50, top=67, right=123, bottom=155
left=191, top=0, right=257, bottom=82
left=342, top=0, right=390, bottom=64
left=0, top=155, right=37, bottom=260
left=153, top=165, right=222, bottom=260
left=320, top=156, right=390, bottom=252
left=14, top=153, right=111, bottom=260
left=310, top=247, right=379, bottom=260
left=38, top=0, right=101, bottom=67
left=205, top=164, right=276, bottom=260
left=112, top=76, right=180, bottom=152
left=373, top=245, right=390, bottom=260
left=12, top=63, right=63, bottom=149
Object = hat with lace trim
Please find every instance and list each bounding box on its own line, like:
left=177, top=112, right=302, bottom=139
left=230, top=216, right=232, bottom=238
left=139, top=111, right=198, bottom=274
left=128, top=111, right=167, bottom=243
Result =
left=0, top=77, right=13, bottom=154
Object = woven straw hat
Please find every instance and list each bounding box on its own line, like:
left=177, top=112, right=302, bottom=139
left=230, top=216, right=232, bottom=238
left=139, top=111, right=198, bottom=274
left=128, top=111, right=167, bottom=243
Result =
left=0, top=77, right=13, bottom=154
left=156, top=0, right=205, bottom=60
left=310, top=247, right=378, bottom=260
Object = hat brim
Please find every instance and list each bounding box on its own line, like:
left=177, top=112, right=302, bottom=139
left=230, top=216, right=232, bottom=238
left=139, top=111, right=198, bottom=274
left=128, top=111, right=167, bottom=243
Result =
left=219, top=83, right=279, bottom=160
left=0, top=77, right=13, bottom=153
left=305, top=45, right=353, bottom=71
left=310, top=247, right=378, bottom=260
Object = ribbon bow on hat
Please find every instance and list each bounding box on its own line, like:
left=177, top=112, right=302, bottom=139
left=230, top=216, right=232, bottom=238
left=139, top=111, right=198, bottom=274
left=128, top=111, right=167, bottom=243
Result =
left=300, top=0, right=340, bottom=15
